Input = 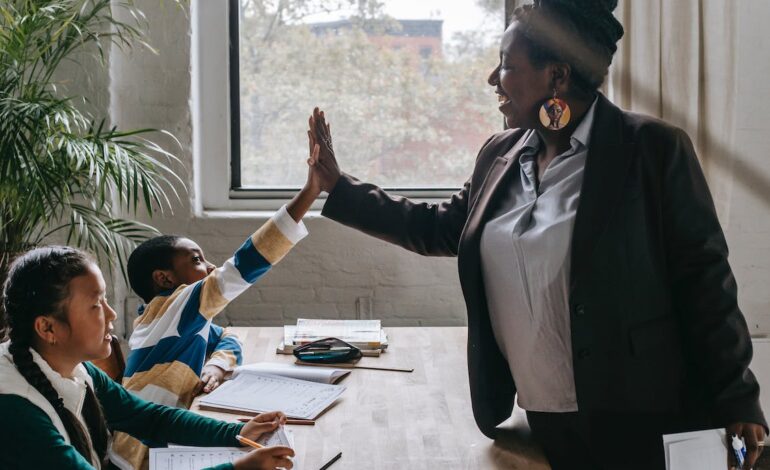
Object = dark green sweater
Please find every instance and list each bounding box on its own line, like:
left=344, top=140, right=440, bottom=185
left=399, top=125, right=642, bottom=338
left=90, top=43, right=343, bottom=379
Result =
left=0, top=362, right=244, bottom=469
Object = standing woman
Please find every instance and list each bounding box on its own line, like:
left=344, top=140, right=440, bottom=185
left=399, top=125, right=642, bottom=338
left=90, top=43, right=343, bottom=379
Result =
left=306, top=0, right=767, bottom=468
left=0, top=246, right=294, bottom=470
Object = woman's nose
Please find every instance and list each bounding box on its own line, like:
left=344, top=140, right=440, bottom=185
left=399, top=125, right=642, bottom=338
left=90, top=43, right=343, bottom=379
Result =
left=488, top=64, right=500, bottom=86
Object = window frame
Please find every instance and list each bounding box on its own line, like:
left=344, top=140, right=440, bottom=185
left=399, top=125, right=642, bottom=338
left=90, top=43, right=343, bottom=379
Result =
left=194, top=0, right=511, bottom=210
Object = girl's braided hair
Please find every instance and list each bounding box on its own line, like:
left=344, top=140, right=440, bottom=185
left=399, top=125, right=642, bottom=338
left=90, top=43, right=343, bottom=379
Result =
left=3, top=246, right=109, bottom=466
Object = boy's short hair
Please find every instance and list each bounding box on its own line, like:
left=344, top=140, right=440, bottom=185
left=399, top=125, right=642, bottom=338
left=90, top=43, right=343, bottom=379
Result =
left=127, top=235, right=183, bottom=303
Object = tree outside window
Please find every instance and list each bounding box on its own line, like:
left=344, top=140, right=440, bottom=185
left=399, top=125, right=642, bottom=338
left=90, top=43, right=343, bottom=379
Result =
left=236, top=0, right=504, bottom=189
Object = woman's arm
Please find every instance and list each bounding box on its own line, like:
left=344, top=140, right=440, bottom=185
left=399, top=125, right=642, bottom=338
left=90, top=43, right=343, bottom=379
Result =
left=309, top=107, right=473, bottom=256
left=660, top=128, right=766, bottom=459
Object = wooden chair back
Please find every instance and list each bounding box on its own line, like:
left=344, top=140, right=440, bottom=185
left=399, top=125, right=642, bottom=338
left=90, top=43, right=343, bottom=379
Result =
left=92, top=335, right=126, bottom=382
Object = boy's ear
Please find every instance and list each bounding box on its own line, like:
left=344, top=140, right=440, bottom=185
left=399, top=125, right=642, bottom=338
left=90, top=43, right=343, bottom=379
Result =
left=152, top=269, right=176, bottom=291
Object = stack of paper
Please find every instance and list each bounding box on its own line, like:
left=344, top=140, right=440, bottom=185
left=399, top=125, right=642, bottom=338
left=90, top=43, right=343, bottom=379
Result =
left=663, top=429, right=727, bottom=470
left=277, top=319, right=388, bottom=355
left=199, top=371, right=345, bottom=420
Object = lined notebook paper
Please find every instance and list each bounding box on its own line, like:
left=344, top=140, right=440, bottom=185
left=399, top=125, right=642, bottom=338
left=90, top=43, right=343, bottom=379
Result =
left=150, top=428, right=296, bottom=470
left=199, top=372, right=345, bottom=420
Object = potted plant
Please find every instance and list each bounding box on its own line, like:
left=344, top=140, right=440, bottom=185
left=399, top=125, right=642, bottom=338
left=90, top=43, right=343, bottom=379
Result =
left=0, top=0, right=183, bottom=332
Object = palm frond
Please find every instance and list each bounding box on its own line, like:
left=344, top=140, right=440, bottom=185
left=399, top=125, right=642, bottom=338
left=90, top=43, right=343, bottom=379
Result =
left=0, top=0, right=186, bottom=281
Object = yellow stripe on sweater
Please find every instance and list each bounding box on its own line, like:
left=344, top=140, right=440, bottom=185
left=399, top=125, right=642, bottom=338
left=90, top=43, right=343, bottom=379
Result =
left=122, top=361, right=202, bottom=409
left=207, top=349, right=238, bottom=369
left=111, top=432, right=148, bottom=470
left=251, top=219, right=293, bottom=265
left=133, top=286, right=189, bottom=327
left=199, top=272, right=228, bottom=320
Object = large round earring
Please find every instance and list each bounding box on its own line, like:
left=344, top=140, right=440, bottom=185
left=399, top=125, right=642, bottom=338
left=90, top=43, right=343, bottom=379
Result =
left=539, top=89, right=571, bottom=130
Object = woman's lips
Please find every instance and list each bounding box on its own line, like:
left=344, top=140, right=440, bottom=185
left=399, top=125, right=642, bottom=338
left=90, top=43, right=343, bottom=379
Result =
left=497, top=94, right=512, bottom=111
left=496, top=89, right=511, bottom=109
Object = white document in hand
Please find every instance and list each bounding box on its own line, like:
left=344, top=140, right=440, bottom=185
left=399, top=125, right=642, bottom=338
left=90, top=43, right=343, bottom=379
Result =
left=199, top=373, right=345, bottom=420
left=663, top=429, right=727, bottom=470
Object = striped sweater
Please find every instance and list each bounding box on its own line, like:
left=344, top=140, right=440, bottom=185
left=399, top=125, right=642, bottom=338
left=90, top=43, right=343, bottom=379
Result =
left=112, top=205, right=307, bottom=469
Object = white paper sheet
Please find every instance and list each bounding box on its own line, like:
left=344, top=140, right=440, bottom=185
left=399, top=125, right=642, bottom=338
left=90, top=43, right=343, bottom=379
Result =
left=234, top=362, right=350, bottom=384
left=199, top=372, right=345, bottom=420
left=663, top=429, right=727, bottom=470
left=151, top=428, right=297, bottom=470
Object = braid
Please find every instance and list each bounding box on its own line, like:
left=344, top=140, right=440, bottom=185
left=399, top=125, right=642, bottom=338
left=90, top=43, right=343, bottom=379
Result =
left=7, top=338, right=98, bottom=464
left=2, top=246, right=110, bottom=466
left=82, top=384, right=110, bottom=464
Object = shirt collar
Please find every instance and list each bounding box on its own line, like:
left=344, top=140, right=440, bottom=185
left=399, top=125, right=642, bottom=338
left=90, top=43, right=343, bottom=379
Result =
left=29, top=347, right=92, bottom=416
left=570, top=96, right=598, bottom=149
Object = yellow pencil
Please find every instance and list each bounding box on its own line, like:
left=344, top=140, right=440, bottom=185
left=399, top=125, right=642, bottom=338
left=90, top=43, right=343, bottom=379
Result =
left=236, top=434, right=265, bottom=449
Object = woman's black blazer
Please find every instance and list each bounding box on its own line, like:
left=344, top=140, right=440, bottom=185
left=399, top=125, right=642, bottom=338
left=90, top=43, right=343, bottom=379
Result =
left=322, top=93, right=766, bottom=438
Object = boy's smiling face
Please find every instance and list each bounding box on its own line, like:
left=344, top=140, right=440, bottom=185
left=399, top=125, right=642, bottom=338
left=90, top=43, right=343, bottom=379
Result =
left=153, top=238, right=215, bottom=292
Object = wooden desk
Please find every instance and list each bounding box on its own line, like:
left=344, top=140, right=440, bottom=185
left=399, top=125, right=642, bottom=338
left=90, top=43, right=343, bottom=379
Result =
left=191, top=327, right=550, bottom=469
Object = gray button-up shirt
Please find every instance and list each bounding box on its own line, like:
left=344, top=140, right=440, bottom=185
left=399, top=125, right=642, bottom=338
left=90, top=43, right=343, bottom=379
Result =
left=479, top=100, right=597, bottom=412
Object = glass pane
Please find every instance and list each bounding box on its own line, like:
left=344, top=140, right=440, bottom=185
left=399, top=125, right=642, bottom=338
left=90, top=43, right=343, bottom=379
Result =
left=237, top=0, right=504, bottom=189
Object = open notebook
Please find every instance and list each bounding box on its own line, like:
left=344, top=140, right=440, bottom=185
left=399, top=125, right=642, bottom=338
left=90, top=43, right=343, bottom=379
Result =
left=199, top=366, right=346, bottom=420
left=233, top=362, right=350, bottom=384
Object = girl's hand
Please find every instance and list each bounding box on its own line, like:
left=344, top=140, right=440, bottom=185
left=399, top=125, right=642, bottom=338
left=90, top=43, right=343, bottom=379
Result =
left=307, top=107, right=341, bottom=193
left=239, top=411, right=287, bottom=440
left=233, top=446, right=295, bottom=470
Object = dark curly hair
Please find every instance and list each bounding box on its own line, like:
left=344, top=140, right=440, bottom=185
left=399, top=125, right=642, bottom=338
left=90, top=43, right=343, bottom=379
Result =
left=513, top=0, right=625, bottom=93
left=127, top=235, right=183, bottom=303
left=2, top=246, right=110, bottom=466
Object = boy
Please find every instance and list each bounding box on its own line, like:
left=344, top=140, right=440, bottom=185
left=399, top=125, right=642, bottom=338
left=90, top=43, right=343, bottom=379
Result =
left=111, top=143, right=321, bottom=470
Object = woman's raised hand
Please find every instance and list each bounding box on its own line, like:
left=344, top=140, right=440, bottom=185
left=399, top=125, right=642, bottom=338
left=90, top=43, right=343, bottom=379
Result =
left=306, top=107, right=341, bottom=193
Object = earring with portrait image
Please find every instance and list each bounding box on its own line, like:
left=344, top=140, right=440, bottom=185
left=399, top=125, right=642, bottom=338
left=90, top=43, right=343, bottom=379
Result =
left=539, top=88, right=571, bottom=130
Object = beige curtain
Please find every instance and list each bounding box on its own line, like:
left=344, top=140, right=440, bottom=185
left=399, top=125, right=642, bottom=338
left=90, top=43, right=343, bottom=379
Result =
left=608, top=0, right=738, bottom=221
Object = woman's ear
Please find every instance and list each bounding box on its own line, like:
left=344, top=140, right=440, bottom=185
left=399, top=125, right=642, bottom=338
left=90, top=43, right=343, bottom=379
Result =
left=33, top=316, right=59, bottom=346
left=549, top=62, right=572, bottom=92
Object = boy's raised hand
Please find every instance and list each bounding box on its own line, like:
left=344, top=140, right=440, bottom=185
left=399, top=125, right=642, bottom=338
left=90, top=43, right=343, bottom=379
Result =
left=307, top=107, right=341, bottom=193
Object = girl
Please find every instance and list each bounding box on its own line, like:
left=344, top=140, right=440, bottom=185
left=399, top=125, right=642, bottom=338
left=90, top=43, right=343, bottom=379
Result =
left=0, top=246, right=294, bottom=469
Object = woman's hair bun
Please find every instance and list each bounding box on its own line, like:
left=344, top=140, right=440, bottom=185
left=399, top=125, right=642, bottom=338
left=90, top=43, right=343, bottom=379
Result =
left=534, top=0, right=624, bottom=51
left=536, top=0, right=618, bottom=13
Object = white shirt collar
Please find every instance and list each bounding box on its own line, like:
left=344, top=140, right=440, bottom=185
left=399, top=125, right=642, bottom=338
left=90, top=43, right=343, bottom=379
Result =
left=570, top=95, right=599, bottom=149
left=29, top=347, right=94, bottom=420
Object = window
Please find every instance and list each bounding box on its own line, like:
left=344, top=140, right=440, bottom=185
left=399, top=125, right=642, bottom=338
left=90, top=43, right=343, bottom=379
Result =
left=229, top=0, right=505, bottom=199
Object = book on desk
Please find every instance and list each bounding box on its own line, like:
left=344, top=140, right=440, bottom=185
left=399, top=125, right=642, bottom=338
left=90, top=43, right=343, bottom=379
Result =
left=199, top=363, right=347, bottom=420
left=276, top=319, right=388, bottom=357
